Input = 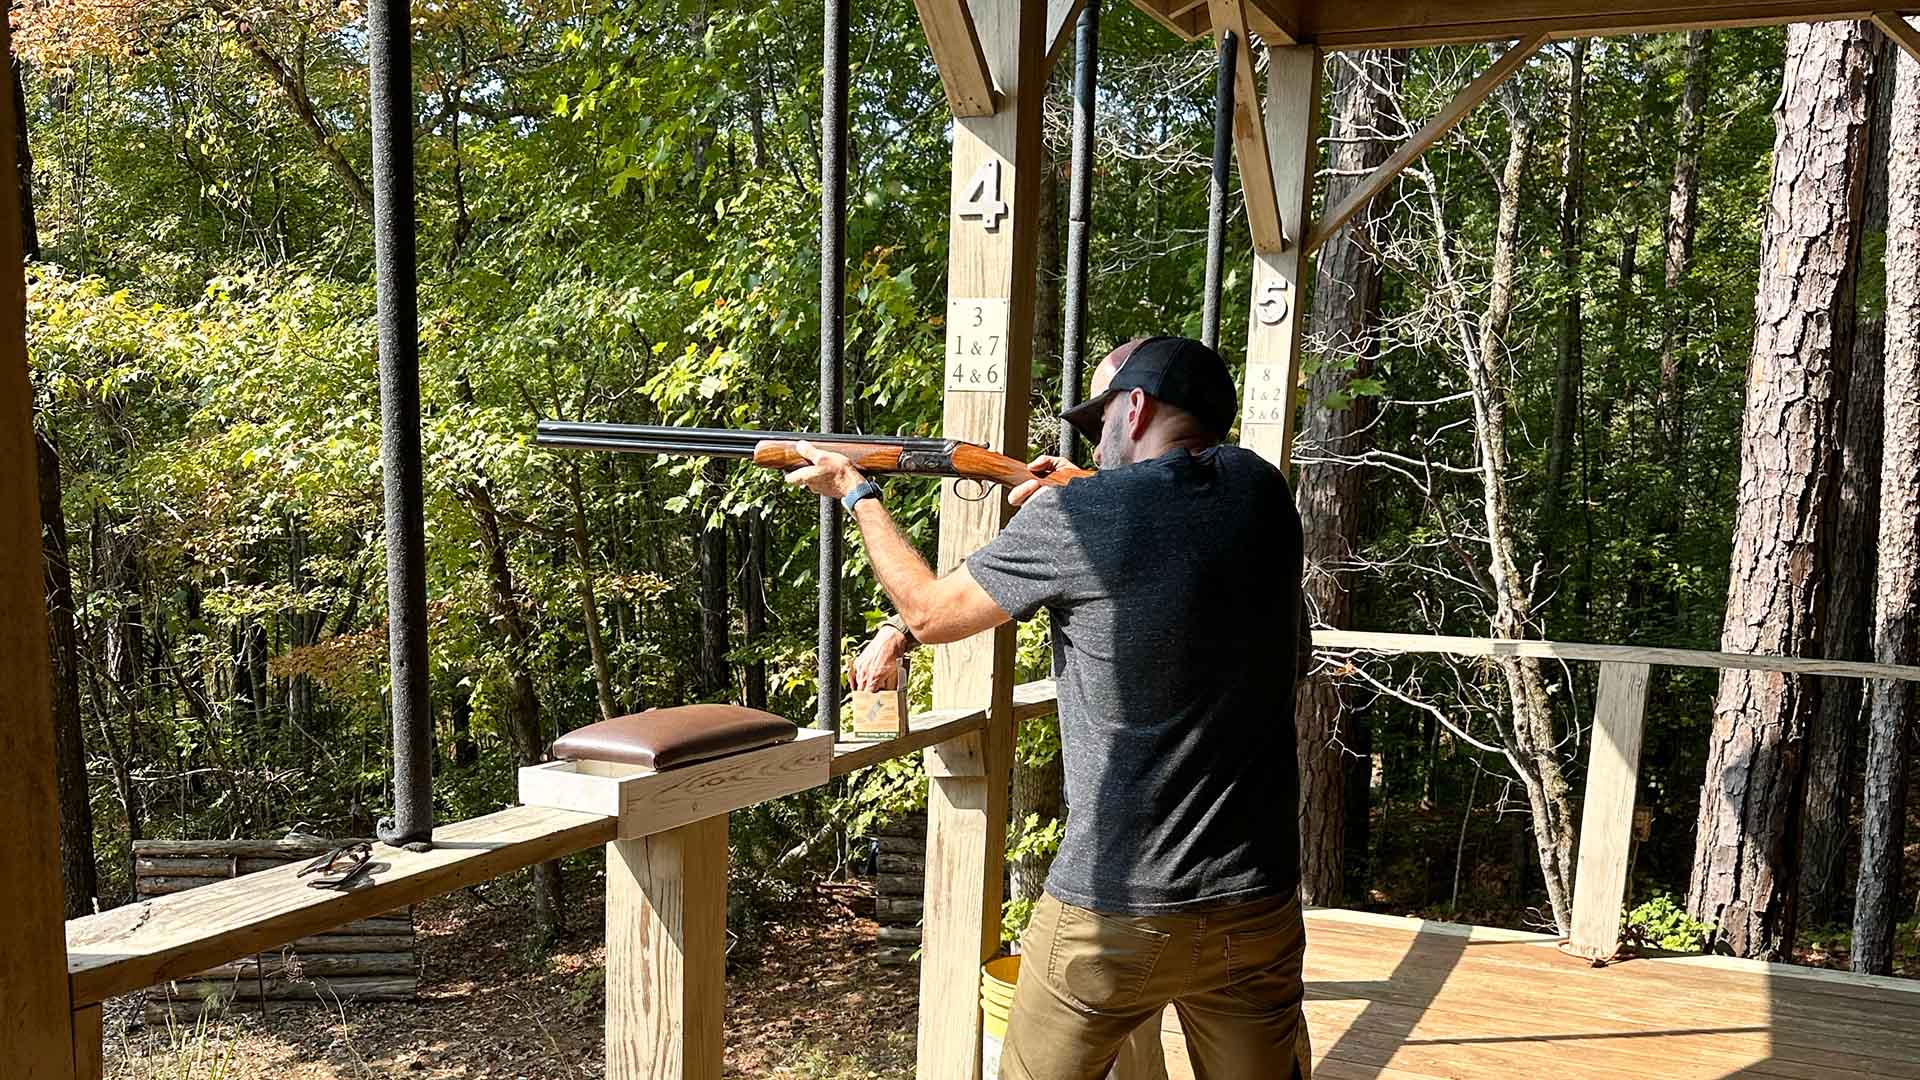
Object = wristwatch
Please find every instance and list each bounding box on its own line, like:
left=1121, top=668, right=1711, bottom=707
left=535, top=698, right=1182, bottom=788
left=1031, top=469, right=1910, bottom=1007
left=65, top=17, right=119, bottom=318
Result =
left=882, top=613, right=919, bottom=647
left=842, top=479, right=883, bottom=512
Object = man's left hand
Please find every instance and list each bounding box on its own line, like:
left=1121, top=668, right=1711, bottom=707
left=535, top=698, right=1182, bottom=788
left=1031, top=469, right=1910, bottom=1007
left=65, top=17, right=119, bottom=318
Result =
left=784, top=440, right=866, bottom=500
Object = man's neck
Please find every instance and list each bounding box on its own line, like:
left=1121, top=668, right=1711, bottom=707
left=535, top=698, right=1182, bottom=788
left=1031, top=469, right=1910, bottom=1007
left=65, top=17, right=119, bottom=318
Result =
left=1132, top=431, right=1216, bottom=461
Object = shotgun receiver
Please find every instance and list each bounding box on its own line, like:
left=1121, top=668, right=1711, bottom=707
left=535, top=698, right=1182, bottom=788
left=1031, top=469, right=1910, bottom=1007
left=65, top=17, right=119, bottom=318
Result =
left=536, top=421, right=1095, bottom=490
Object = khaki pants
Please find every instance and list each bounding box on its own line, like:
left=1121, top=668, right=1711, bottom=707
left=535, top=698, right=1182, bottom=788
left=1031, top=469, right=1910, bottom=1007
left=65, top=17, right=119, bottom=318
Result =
left=1001, top=891, right=1311, bottom=1080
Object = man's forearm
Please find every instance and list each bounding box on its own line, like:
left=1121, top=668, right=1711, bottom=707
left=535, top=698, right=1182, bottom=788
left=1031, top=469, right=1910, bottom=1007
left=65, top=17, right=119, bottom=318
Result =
left=851, top=498, right=939, bottom=626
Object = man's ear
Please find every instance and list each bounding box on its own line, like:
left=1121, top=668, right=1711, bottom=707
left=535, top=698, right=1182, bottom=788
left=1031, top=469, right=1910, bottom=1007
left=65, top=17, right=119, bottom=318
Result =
left=1126, top=389, right=1152, bottom=438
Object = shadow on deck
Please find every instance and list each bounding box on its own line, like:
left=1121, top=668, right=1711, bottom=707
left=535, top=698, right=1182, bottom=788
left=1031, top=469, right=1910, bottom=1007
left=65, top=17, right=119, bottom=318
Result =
left=1156, top=909, right=1920, bottom=1079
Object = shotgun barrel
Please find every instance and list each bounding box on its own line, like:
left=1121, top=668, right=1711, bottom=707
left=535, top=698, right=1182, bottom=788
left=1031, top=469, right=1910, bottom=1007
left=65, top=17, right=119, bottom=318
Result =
left=534, top=421, right=945, bottom=456
left=535, top=420, right=1095, bottom=490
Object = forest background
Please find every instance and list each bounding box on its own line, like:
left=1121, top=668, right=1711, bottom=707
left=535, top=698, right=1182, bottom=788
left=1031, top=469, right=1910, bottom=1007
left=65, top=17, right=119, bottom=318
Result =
left=14, top=0, right=1920, bottom=980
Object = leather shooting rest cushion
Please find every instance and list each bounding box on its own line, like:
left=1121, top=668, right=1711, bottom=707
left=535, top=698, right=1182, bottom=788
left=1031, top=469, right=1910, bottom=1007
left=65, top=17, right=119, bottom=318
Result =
left=550, top=704, right=799, bottom=771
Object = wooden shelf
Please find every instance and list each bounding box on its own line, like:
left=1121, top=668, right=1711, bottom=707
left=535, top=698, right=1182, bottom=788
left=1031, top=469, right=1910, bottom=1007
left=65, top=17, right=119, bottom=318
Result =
left=830, top=678, right=1058, bottom=778
left=67, top=805, right=614, bottom=1007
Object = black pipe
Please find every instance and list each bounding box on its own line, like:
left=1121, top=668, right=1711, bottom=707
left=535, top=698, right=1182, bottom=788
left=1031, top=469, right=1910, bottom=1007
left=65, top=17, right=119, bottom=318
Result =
left=1202, top=30, right=1236, bottom=352
left=818, top=0, right=849, bottom=736
left=369, top=0, right=431, bottom=849
left=1059, top=0, right=1101, bottom=461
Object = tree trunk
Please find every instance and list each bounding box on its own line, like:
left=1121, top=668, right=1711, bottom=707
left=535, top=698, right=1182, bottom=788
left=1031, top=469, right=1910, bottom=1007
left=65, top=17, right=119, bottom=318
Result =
left=1853, top=32, right=1920, bottom=977
left=1656, top=31, right=1714, bottom=475
left=1295, top=49, right=1396, bottom=906
left=1541, top=38, right=1586, bottom=585
left=19, top=57, right=96, bottom=916
left=450, top=680, right=477, bottom=768
left=1803, top=33, right=1894, bottom=926
left=698, top=459, right=730, bottom=697
left=1688, top=20, right=1876, bottom=961
left=456, top=377, right=562, bottom=938
left=560, top=461, right=617, bottom=719
left=1478, top=78, right=1577, bottom=934
left=40, top=430, right=95, bottom=917
left=741, top=510, right=768, bottom=711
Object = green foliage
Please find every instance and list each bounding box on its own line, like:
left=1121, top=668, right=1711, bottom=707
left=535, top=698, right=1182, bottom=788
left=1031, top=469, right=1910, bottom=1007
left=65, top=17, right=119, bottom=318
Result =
left=14, top=0, right=1834, bottom=944
left=1625, top=893, right=1716, bottom=953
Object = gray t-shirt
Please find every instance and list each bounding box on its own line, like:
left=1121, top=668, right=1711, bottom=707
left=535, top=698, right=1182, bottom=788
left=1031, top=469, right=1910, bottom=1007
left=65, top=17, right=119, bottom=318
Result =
left=968, top=444, right=1307, bottom=914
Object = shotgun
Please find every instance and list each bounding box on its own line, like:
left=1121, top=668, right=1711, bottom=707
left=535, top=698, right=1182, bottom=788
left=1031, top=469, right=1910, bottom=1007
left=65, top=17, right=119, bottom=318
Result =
left=535, top=421, right=1095, bottom=490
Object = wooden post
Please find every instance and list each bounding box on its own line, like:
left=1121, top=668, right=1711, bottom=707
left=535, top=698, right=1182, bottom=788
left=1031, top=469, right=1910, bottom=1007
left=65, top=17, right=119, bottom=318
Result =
left=1568, top=661, right=1652, bottom=959
left=0, top=8, right=79, bottom=1077
left=1237, top=45, right=1321, bottom=470
left=71, top=1007, right=102, bottom=1080
left=606, top=815, right=728, bottom=1080
left=918, top=1, right=1043, bottom=1078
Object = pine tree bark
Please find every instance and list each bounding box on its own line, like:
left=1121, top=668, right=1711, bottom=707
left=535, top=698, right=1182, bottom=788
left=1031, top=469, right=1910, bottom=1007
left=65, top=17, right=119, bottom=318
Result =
left=1688, top=21, right=1876, bottom=961
left=1296, top=49, right=1395, bottom=907
left=1853, top=31, right=1920, bottom=977
left=1802, top=33, right=1894, bottom=926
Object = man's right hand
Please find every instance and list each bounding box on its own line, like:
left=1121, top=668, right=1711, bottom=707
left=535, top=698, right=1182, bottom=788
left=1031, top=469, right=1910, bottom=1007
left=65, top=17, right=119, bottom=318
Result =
left=851, top=624, right=911, bottom=691
left=1010, top=454, right=1082, bottom=507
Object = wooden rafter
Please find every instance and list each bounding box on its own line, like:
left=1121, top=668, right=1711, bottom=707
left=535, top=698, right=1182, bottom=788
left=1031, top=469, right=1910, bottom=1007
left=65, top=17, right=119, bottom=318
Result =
left=1305, top=33, right=1545, bottom=254
left=912, top=0, right=999, bottom=117
left=1046, top=0, right=1086, bottom=67
left=1873, top=10, right=1920, bottom=59
left=1210, top=0, right=1286, bottom=251
left=1134, top=0, right=1213, bottom=39
left=1205, top=0, right=1920, bottom=49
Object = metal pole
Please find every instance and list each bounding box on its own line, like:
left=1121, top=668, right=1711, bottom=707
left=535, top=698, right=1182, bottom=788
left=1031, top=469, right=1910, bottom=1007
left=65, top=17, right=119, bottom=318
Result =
left=370, top=0, right=432, bottom=849
left=1059, top=0, right=1101, bottom=461
left=1202, top=30, right=1237, bottom=352
left=818, top=0, right=848, bottom=736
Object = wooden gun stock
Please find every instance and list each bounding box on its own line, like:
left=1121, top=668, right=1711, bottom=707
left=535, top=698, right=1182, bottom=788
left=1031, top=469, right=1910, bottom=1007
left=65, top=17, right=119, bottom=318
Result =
left=751, top=439, right=1095, bottom=490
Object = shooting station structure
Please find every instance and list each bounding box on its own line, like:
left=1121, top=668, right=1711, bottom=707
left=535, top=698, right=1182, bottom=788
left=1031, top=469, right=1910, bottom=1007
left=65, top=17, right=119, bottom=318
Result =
left=12, top=1, right=1920, bottom=1079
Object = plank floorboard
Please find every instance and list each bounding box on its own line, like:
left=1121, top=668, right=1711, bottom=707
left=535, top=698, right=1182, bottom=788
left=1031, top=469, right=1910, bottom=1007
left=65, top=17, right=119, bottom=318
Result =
left=1155, top=910, right=1920, bottom=1079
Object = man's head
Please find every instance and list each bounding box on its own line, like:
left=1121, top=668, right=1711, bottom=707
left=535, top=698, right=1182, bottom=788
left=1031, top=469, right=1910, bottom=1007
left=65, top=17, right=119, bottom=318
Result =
left=1062, top=336, right=1238, bottom=467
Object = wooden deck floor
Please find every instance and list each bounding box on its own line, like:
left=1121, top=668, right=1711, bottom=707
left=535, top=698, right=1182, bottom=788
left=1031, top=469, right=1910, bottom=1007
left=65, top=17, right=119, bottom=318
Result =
left=1157, top=909, right=1920, bottom=1080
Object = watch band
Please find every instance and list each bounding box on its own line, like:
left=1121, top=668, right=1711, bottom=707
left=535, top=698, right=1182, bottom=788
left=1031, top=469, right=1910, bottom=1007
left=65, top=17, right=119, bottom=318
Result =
left=841, top=479, right=883, bottom=512
left=882, top=613, right=919, bottom=647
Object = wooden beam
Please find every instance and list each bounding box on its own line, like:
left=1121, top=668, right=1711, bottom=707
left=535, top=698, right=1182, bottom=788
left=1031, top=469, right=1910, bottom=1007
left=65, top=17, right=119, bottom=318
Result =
left=67, top=805, right=614, bottom=1007
left=1133, top=0, right=1214, bottom=39
left=919, top=1, right=1044, bottom=1076
left=829, top=678, right=1058, bottom=778
left=71, top=1007, right=102, bottom=1080
left=1209, top=0, right=1285, bottom=252
left=518, top=729, right=831, bottom=837
left=1873, top=11, right=1920, bottom=61
left=0, top=3, right=77, bottom=1073
left=1306, top=33, right=1544, bottom=253
left=606, top=815, right=727, bottom=1080
left=1312, top=629, right=1920, bottom=681
left=1237, top=45, right=1320, bottom=470
left=1046, top=0, right=1086, bottom=69
left=913, top=0, right=1000, bottom=117
left=1567, top=662, right=1651, bottom=960
left=1247, top=0, right=1894, bottom=50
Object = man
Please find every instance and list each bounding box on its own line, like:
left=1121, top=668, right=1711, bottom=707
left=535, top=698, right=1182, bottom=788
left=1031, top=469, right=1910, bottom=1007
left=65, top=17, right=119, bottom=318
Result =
left=787, top=336, right=1311, bottom=1080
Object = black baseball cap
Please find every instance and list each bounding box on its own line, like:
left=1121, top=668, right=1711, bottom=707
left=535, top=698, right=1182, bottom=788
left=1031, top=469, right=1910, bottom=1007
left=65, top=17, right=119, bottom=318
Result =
left=1061, top=336, right=1238, bottom=444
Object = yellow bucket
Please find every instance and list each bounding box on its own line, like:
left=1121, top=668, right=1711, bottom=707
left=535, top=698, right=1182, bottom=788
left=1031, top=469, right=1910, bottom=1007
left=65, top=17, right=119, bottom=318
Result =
left=981, top=954, right=1022, bottom=1039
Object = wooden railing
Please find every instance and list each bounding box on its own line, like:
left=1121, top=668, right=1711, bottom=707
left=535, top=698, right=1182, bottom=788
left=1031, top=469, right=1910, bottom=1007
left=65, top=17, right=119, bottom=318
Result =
left=63, top=679, right=1064, bottom=1080
left=1313, top=630, right=1920, bottom=959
